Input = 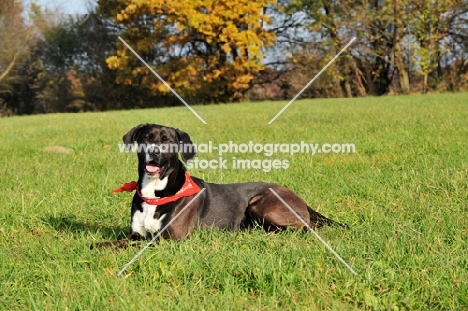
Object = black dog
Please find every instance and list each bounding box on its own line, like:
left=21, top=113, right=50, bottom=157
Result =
left=94, top=124, right=343, bottom=248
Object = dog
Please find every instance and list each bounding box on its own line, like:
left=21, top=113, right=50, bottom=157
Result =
left=92, top=124, right=344, bottom=248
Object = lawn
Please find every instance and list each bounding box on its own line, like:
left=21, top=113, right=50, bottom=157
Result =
left=1, top=93, right=467, bottom=310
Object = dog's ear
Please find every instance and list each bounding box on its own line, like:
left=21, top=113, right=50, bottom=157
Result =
left=175, top=128, right=196, bottom=162
left=122, top=124, right=147, bottom=150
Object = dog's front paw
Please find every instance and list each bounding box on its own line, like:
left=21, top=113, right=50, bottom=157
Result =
left=128, top=231, right=147, bottom=241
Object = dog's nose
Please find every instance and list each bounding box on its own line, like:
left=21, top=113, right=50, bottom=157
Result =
left=148, top=144, right=160, bottom=155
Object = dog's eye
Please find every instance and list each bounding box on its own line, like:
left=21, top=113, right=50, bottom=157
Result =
left=147, top=133, right=154, bottom=140
left=161, top=136, right=168, bottom=142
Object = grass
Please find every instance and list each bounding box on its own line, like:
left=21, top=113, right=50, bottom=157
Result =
left=1, top=93, right=467, bottom=310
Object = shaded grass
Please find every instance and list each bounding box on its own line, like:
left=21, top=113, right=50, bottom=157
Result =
left=1, top=93, right=467, bottom=310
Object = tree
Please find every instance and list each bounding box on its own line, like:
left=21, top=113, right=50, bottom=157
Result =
left=281, top=0, right=366, bottom=98
left=407, top=0, right=468, bottom=93
left=393, top=0, right=410, bottom=94
left=99, top=0, right=277, bottom=102
left=0, top=0, right=32, bottom=114
left=280, top=0, right=468, bottom=96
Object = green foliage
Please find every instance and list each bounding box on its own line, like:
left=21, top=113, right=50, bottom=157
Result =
left=1, top=93, right=468, bottom=309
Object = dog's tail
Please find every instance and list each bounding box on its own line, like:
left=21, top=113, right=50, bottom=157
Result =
left=307, top=206, right=348, bottom=229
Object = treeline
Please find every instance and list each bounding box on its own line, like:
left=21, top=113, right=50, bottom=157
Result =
left=1, top=0, right=467, bottom=116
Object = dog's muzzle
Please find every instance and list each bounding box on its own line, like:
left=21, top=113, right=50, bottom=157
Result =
left=145, top=144, right=161, bottom=175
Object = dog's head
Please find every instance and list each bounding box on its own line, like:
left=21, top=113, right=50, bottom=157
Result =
left=123, top=124, right=196, bottom=180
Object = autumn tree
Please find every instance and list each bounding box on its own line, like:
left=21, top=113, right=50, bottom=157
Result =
left=98, top=0, right=277, bottom=103
left=406, top=0, right=468, bottom=92
left=0, top=0, right=32, bottom=114
left=31, top=14, right=120, bottom=113
left=280, top=0, right=468, bottom=96
left=279, top=0, right=365, bottom=98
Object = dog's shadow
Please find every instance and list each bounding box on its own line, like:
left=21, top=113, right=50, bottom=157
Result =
left=43, top=214, right=128, bottom=240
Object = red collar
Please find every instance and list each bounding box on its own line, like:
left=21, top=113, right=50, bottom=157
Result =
left=112, top=172, right=201, bottom=206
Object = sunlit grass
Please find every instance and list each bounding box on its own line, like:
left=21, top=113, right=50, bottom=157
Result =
left=1, top=92, right=467, bottom=310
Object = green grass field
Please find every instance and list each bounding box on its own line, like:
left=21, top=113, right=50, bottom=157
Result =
left=1, top=93, right=467, bottom=310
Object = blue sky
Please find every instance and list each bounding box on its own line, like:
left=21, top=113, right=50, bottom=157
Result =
left=28, top=0, right=95, bottom=14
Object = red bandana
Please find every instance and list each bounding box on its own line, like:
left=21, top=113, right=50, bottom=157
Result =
left=112, top=172, right=201, bottom=206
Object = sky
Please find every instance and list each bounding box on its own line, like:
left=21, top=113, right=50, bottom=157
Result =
left=27, top=0, right=95, bottom=14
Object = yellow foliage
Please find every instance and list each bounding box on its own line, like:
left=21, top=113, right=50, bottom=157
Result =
left=127, top=4, right=137, bottom=13
left=105, top=0, right=277, bottom=101
left=106, top=56, right=120, bottom=69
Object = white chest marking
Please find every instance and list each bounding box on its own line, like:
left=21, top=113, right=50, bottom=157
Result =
left=131, top=203, right=166, bottom=236
left=141, top=175, right=168, bottom=198
left=132, top=170, right=169, bottom=236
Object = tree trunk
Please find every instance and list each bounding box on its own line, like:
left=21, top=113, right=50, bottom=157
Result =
left=393, top=0, right=410, bottom=94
